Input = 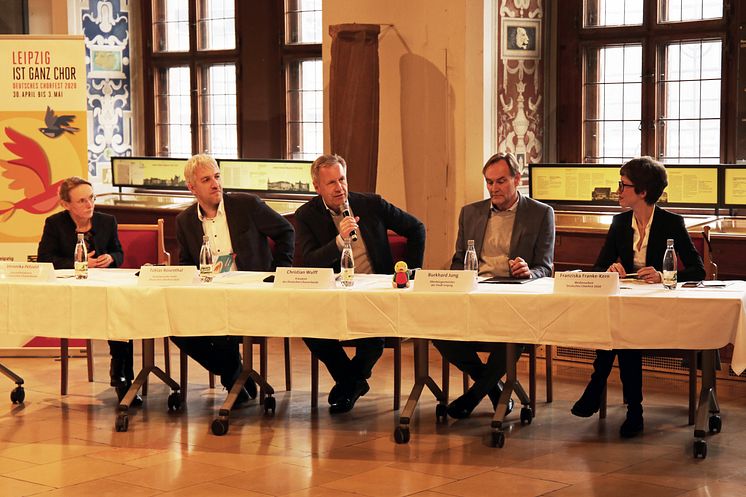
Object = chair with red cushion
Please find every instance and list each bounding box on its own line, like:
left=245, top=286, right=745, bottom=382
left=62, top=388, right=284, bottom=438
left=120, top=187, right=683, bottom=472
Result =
left=59, top=219, right=171, bottom=395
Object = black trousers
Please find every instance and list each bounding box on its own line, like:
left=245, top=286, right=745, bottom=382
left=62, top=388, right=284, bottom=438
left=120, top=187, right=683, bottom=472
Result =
left=303, top=337, right=384, bottom=384
left=587, top=349, right=643, bottom=410
left=108, top=340, right=134, bottom=380
left=433, top=340, right=524, bottom=398
left=170, top=336, right=242, bottom=388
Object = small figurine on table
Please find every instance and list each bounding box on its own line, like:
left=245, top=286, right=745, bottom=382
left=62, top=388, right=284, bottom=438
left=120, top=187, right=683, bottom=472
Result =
left=392, top=261, right=410, bottom=288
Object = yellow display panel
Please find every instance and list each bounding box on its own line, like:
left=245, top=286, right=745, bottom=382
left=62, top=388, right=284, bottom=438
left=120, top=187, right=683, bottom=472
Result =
left=530, top=167, right=619, bottom=202
left=219, top=160, right=312, bottom=192
left=724, top=168, right=746, bottom=206
left=662, top=167, right=718, bottom=205
left=112, top=157, right=187, bottom=188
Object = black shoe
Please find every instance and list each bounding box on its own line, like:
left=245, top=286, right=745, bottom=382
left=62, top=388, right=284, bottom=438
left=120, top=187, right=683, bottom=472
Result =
left=244, top=376, right=257, bottom=400
left=329, top=380, right=370, bottom=414
left=109, top=357, right=127, bottom=387
left=446, top=394, right=478, bottom=419
left=233, top=387, right=251, bottom=409
left=619, top=413, right=644, bottom=438
left=328, top=383, right=345, bottom=405
left=571, top=391, right=602, bottom=418
left=115, top=383, right=143, bottom=407
left=487, top=386, right=514, bottom=417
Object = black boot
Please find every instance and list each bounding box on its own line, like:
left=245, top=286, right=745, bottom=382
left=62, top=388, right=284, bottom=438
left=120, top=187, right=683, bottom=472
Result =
left=109, top=357, right=127, bottom=388
left=619, top=405, right=644, bottom=438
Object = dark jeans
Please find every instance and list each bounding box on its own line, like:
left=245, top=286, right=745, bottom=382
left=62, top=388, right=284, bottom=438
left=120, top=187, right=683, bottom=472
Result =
left=170, top=336, right=242, bottom=388
left=303, top=337, right=384, bottom=384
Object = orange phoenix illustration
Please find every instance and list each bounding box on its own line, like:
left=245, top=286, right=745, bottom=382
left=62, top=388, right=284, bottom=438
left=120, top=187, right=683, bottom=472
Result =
left=0, top=127, right=64, bottom=222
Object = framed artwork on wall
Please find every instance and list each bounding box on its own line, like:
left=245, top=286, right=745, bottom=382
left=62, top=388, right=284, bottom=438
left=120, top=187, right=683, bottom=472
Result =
left=501, top=17, right=541, bottom=60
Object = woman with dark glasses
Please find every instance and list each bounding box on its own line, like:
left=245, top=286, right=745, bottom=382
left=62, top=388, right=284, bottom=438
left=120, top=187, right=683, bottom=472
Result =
left=571, top=156, right=705, bottom=437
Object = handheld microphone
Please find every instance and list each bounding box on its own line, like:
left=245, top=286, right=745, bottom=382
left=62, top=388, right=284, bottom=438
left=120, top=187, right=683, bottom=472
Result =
left=341, top=200, right=358, bottom=242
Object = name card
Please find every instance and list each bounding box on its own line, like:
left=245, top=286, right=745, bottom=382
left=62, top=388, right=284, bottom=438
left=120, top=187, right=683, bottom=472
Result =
left=138, top=265, right=196, bottom=286
left=0, top=262, right=55, bottom=281
left=554, top=271, right=619, bottom=295
left=413, top=270, right=477, bottom=292
left=274, top=267, right=336, bottom=289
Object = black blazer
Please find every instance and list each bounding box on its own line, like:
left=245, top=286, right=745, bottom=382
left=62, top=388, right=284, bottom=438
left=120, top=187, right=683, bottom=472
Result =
left=294, top=191, right=426, bottom=273
left=37, top=210, right=124, bottom=270
left=176, top=193, right=294, bottom=271
left=593, top=206, right=705, bottom=282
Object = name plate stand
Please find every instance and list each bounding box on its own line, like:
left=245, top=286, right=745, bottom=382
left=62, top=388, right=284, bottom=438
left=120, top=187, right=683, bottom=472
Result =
left=138, top=266, right=196, bottom=286
left=413, top=270, right=478, bottom=292
left=554, top=272, right=619, bottom=295
left=0, top=262, right=55, bottom=281
left=274, top=267, right=336, bottom=289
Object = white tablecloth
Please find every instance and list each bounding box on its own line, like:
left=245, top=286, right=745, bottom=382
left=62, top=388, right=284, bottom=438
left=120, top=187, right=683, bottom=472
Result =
left=2, top=269, right=746, bottom=373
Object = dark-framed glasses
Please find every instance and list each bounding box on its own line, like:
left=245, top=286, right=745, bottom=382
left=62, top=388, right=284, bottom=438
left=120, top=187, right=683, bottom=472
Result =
left=618, top=181, right=635, bottom=191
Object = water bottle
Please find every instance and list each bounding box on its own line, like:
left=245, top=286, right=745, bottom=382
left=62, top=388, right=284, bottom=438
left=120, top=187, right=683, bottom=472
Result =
left=340, top=239, right=355, bottom=287
left=464, top=239, right=479, bottom=276
left=74, top=233, right=88, bottom=280
left=662, top=238, right=677, bottom=290
left=199, top=235, right=214, bottom=283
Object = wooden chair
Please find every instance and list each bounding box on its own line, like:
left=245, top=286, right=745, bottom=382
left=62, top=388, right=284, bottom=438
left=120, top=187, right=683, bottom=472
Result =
left=60, top=219, right=171, bottom=395
left=599, top=226, right=717, bottom=425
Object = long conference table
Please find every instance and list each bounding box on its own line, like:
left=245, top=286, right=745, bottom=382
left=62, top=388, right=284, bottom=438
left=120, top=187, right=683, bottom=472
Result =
left=1, top=269, right=745, bottom=458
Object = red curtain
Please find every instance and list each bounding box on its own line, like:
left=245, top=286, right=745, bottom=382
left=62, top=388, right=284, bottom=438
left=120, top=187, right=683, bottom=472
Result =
left=329, top=24, right=381, bottom=193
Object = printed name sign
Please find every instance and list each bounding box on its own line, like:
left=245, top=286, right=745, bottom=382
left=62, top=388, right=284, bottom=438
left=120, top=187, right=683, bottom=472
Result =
left=274, top=267, right=336, bottom=289
left=413, top=270, right=477, bottom=292
left=138, top=265, right=196, bottom=286
left=0, top=262, right=55, bottom=280
left=554, top=271, right=619, bottom=295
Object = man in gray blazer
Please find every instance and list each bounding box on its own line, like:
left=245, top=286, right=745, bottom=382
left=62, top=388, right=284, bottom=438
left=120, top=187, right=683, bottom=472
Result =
left=434, top=152, right=554, bottom=419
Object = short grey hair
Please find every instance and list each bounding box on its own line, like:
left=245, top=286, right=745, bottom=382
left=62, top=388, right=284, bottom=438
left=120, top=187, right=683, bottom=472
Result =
left=184, top=154, right=218, bottom=184
left=482, top=152, right=521, bottom=177
left=311, top=154, right=347, bottom=183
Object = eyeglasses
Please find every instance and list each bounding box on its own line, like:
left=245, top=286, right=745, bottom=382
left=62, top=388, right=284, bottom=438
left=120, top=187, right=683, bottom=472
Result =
left=618, top=181, right=635, bottom=191
left=72, top=195, right=96, bottom=206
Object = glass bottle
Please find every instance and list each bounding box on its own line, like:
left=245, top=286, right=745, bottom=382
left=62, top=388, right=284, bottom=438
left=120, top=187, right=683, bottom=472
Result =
left=340, top=239, right=355, bottom=287
left=199, top=235, right=214, bottom=283
left=662, top=238, right=677, bottom=290
left=464, top=239, right=479, bottom=275
left=74, top=233, right=88, bottom=280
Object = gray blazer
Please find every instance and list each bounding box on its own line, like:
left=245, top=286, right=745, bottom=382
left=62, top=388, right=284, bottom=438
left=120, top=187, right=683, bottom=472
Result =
left=450, top=194, right=554, bottom=279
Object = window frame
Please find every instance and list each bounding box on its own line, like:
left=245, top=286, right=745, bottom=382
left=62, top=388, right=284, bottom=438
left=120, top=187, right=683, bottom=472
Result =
left=139, top=0, right=322, bottom=159
left=556, top=0, right=737, bottom=164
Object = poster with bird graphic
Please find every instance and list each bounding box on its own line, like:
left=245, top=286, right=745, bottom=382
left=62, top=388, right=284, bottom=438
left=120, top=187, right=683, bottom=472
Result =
left=0, top=35, right=87, bottom=261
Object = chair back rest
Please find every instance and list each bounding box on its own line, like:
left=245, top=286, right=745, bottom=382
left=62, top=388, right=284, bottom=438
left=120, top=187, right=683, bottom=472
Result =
left=118, top=219, right=170, bottom=269
left=388, top=230, right=407, bottom=263
left=702, top=225, right=717, bottom=280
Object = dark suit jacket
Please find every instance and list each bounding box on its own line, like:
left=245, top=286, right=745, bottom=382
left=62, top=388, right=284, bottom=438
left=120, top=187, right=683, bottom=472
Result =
left=176, top=193, right=294, bottom=271
left=37, top=210, right=124, bottom=270
left=450, top=194, right=555, bottom=279
left=294, top=192, right=426, bottom=273
left=592, top=206, right=705, bottom=281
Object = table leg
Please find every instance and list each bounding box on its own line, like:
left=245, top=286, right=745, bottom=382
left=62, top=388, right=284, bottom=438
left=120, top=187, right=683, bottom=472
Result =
left=0, top=362, right=24, bottom=404
left=115, top=338, right=182, bottom=433
left=210, top=337, right=276, bottom=437
left=693, top=349, right=720, bottom=459
left=489, top=343, right=533, bottom=448
left=394, top=338, right=446, bottom=444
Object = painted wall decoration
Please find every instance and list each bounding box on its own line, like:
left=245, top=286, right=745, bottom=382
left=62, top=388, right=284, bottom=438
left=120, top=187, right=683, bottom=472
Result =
left=82, top=0, right=132, bottom=184
left=497, top=0, right=544, bottom=173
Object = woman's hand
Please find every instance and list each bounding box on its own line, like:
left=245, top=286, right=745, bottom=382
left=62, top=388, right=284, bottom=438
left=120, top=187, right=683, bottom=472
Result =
left=637, top=266, right=662, bottom=284
left=607, top=262, right=627, bottom=277
left=88, top=253, right=113, bottom=268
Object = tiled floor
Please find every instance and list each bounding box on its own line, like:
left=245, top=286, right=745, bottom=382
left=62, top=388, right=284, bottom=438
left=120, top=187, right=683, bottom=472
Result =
left=0, top=339, right=745, bottom=496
